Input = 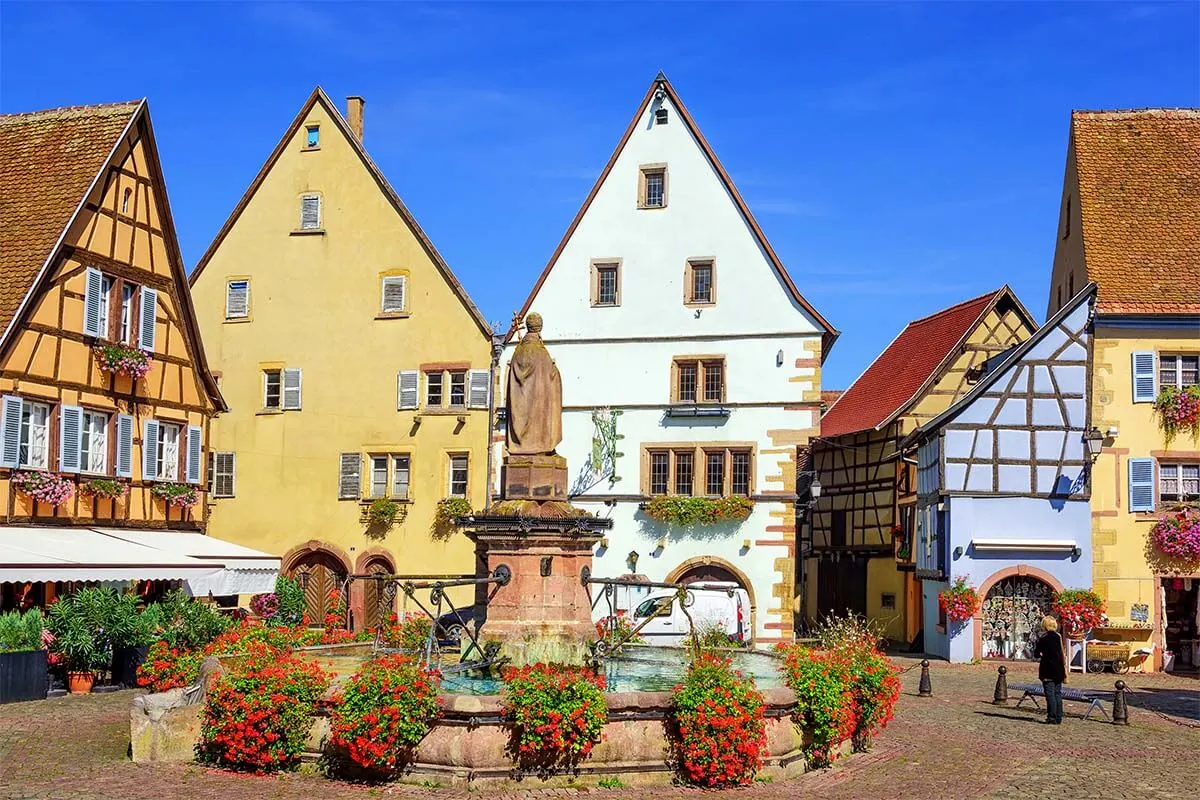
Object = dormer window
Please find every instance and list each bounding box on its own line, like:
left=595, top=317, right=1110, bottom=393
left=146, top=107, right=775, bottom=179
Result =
left=305, top=125, right=320, bottom=149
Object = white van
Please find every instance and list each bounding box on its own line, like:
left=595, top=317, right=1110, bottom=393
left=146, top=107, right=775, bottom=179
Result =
left=630, top=582, right=751, bottom=646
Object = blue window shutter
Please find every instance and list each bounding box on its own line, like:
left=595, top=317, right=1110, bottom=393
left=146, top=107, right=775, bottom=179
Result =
left=1128, top=458, right=1155, bottom=512
left=58, top=405, right=83, bottom=473
left=142, top=419, right=160, bottom=481
left=139, top=287, right=158, bottom=351
left=115, top=414, right=134, bottom=478
left=83, top=268, right=104, bottom=337
left=0, top=395, right=23, bottom=468
left=1132, top=351, right=1156, bottom=403
left=185, top=425, right=202, bottom=484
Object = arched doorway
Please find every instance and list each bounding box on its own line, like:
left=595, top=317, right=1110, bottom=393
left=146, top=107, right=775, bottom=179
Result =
left=666, top=557, right=757, bottom=641
left=980, top=575, right=1054, bottom=660
left=676, top=563, right=741, bottom=586
left=288, top=549, right=348, bottom=626
left=360, top=556, right=396, bottom=631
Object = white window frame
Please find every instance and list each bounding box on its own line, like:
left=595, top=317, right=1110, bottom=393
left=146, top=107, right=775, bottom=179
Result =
left=96, top=275, right=113, bottom=340
left=19, top=401, right=50, bottom=469
left=369, top=455, right=389, bottom=499
left=1158, top=354, right=1199, bottom=390
left=80, top=410, right=109, bottom=475
left=426, top=371, right=444, bottom=407
left=263, top=370, right=282, bottom=410
left=448, top=453, right=469, bottom=498
left=156, top=422, right=181, bottom=481
left=392, top=455, right=411, bottom=500
left=305, top=125, right=320, bottom=149
left=225, top=280, right=250, bottom=320
left=119, top=283, right=135, bottom=344
left=1159, top=462, right=1200, bottom=504
left=449, top=371, right=467, bottom=408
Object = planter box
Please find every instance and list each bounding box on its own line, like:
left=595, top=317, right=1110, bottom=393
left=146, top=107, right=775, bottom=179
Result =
left=0, top=649, right=49, bottom=704
left=112, top=645, right=151, bottom=688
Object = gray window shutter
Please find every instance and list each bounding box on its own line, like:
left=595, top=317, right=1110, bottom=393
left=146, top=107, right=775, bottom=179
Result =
left=142, top=419, right=160, bottom=481
left=283, top=368, right=303, bottom=409
left=1128, top=457, right=1155, bottom=512
left=301, top=196, right=321, bottom=229
left=338, top=452, right=361, bottom=499
left=468, top=369, right=490, bottom=409
left=58, top=405, right=84, bottom=473
left=115, top=414, right=134, bottom=478
left=186, top=424, right=203, bottom=484
left=0, top=395, right=23, bottom=468
left=398, top=370, right=419, bottom=409
left=381, top=276, right=406, bottom=313
left=139, top=287, right=158, bottom=351
left=225, top=281, right=250, bottom=319
left=1131, top=351, right=1156, bottom=403
left=84, top=268, right=105, bottom=337
left=214, top=453, right=236, bottom=497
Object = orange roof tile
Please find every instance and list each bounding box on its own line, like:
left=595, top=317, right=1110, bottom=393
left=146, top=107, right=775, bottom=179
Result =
left=820, top=289, right=1025, bottom=438
left=0, top=102, right=139, bottom=334
left=1071, top=109, right=1200, bottom=314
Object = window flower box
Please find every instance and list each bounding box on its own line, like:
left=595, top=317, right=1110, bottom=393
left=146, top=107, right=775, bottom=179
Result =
left=643, top=495, right=753, bottom=527
left=93, top=343, right=152, bottom=380
left=79, top=478, right=128, bottom=500
left=11, top=471, right=73, bottom=507
left=367, top=498, right=400, bottom=527
left=1150, top=507, right=1200, bottom=560
left=1154, top=385, right=1200, bottom=443
left=150, top=482, right=198, bottom=509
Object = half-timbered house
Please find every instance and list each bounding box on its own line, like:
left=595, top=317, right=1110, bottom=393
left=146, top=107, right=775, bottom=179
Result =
left=906, top=285, right=1096, bottom=663
left=0, top=101, right=274, bottom=611
left=808, top=288, right=1036, bottom=645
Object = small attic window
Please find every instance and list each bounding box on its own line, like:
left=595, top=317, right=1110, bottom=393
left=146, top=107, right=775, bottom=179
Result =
left=305, top=125, right=320, bottom=149
left=655, top=108, right=669, bottom=125
left=121, top=188, right=132, bottom=214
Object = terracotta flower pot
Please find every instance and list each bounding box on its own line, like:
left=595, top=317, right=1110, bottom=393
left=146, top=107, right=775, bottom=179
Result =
left=67, top=670, right=95, bottom=695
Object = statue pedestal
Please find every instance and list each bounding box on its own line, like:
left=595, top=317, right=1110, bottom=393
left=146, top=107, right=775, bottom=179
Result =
left=465, top=514, right=611, bottom=666
left=502, top=454, right=568, bottom=501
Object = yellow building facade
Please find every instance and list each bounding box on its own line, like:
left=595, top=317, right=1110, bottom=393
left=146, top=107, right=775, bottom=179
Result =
left=1047, top=109, right=1200, bottom=672
left=189, top=89, right=493, bottom=628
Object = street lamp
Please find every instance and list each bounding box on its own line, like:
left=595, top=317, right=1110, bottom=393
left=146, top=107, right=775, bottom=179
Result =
left=810, top=479, right=822, bottom=500
left=1084, top=428, right=1105, bottom=462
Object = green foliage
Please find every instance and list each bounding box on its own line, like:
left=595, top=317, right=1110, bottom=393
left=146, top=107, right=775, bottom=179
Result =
left=153, top=590, right=232, bottom=650
left=47, top=588, right=119, bottom=671
left=379, top=613, right=433, bottom=651
left=80, top=478, right=128, bottom=500
left=149, top=481, right=199, bottom=509
left=368, top=498, right=400, bottom=527
left=672, top=652, right=766, bottom=786
left=432, top=497, right=472, bottom=539
left=597, top=777, right=625, bottom=789
left=273, top=576, right=307, bottom=628
left=0, top=608, right=45, bottom=653
left=694, top=619, right=739, bottom=651
left=644, top=495, right=753, bottom=526
left=501, top=663, right=607, bottom=772
left=1154, top=384, right=1200, bottom=443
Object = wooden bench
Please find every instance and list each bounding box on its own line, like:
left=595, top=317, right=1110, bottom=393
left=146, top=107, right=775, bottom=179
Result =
left=1010, top=682, right=1110, bottom=721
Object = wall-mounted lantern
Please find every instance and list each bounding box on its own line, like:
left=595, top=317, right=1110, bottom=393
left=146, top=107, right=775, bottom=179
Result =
left=627, top=550, right=639, bottom=570
left=1084, top=427, right=1105, bottom=462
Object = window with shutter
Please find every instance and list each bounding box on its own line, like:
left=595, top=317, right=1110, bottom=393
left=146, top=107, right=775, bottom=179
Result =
left=157, top=422, right=181, bottom=481
left=81, top=411, right=108, bottom=474
left=225, top=280, right=250, bottom=319
left=468, top=370, right=490, bottom=409
left=0, top=396, right=21, bottom=468
left=19, top=402, right=49, bottom=469
left=211, top=452, right=236, bottom=497
left=338, top=453, right=361, bottom=499
left=381, top=276, right=407, bottom=314
left=83, top=268, right=105, bottom=337
left=58, top=405, right=84, bottom=474
left=115, top=414, right=134, bottom=477
left=282, top=369, right=303, bottom=410
left=1131, top=351, right=1156, bottom=403
left=139, top=287, right=158, bottom=351
left=397, top=371, right=419, bottom=410
left=263, top=370, right=282, bottom=409
left=1128, top=457, right=1156, bottom=512
left=300, top=195, right=321, bottom=230
left=142, top=420, right=160, bottom=480
left=186, top=425, right=203, bottom=484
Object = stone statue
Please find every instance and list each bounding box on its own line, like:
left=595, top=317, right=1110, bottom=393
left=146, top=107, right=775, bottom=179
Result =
left=506, top=313, right=562, bottom=456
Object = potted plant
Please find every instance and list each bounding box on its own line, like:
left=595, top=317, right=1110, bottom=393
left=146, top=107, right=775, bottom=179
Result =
left=368, top=498, right=400, bottom=528
left=938, top=576, right=980, bottom=624
left=46, top=588, right=118, bottom=693
left=150, top=482, right=199, bottom=509
left=0, top=609, right=49, bottom=704
left=79, top=478, right=128, bottom=501
left=1154, top=385, right=1200, bottom=443
left=110, top=597, right=163, bottom=688
left=1051, top=589, right=1106, bottom=639
left=93, top=342, right=152, bottom=380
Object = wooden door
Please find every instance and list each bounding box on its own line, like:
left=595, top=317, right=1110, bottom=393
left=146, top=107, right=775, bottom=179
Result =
left=291, top=553, right=346, bottom=626
left=817, top=556, right=868, bottom=620
left=361, top=560, right=395, bottom=631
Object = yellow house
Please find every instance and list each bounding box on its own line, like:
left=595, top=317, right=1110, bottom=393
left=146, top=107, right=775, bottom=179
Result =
left=809, top=288, right=1035, bottom=645
left=1047, top=108, right=1200, bottom=672
left=189, top=89, right=494, bottom=628
left=0, top=101, right=232, bottom=610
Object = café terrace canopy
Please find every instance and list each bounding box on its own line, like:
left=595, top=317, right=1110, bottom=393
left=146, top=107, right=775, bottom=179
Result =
left=0, top=527, right=279, bottom=596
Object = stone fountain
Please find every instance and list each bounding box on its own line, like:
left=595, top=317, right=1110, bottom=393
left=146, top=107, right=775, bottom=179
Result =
left=459, top=313, right=612, bottom=666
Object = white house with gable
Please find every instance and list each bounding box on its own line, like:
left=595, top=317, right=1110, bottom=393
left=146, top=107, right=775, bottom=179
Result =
left=494, top=74, right=837, bottom=645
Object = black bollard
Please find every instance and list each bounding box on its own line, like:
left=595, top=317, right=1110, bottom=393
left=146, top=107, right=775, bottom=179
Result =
left=1112, top=680, right=1129, bottom=725
left=993, top=665, right=1008, bottom=705
left=918, top=659, right=932, bottom=697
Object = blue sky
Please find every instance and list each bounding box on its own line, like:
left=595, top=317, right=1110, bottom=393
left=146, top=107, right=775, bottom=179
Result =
left=2, top=2, right=1196, bottom=387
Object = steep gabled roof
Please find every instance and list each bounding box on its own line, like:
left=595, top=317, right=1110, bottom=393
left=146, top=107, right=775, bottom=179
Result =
left=0, top=101, right=140, bottom=335
left=506, top=73, right=838, bottom=354
left=1070, top=108, right=1200, bottom=314
left=189, top=87, right=492, bottom=340
left=820, top=287, right=1033, bottom=438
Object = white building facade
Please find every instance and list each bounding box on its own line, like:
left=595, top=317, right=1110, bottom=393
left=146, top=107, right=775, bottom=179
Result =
left=494, top=75, right=836, bottom=644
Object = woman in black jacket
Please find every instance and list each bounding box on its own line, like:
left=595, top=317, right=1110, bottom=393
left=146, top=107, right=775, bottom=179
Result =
left=1033, top=616, right=1066, bottom=724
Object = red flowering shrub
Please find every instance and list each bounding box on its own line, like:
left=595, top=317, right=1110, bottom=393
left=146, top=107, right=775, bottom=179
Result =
left=1051, top=589, right=1106, bottom=637
left=137, top=640, right=203, bottom=692
left=501, top=663, right=607, bottom=773
left=328, top=655, right=441, bottom=775
left=199, top=643, right=330, bottom=772
left=378, top=612, right=433, bottom=651
left=671, top=652, right=766, bottom=787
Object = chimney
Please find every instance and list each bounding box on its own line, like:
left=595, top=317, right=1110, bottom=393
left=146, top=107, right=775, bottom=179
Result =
left=346, top=96, right=364, bottom=142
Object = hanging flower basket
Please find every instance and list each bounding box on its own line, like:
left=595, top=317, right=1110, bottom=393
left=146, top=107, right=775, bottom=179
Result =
left=1154, top=385, right=1200, bottom=443
left=938, top=576, right=980, bottom=623
left=79, top=478, right=128, bottom=500
left=1149, top=508, right=1200, bottom=560
left=1051, top=589, right=1106, bottom=638
left=93, top=343, right=152, bottom=380
left=12, top=471, right=74, bottom=506
left=150, top=482, right=199, bottom=509
left=644, top=496, right=753, bottom=526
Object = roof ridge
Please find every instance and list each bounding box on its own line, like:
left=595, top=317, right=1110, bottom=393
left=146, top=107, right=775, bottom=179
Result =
left=906, top=287, right=1002, bottom=326
left=0, top=100, right=142, bottom=122
left=1072, top=107, right=1200, bottom=118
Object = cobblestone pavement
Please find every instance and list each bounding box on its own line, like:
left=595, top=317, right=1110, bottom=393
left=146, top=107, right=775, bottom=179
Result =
left=1, top=657, right=1196, bottom=800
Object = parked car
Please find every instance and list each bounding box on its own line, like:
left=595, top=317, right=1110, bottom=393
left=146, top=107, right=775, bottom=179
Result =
left=434, top=605, right=485, bottom=647
left=630, top=583, right=751, bottom=646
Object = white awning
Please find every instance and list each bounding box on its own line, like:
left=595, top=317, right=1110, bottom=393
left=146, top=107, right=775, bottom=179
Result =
left=0, top=526, right=222, bottom=584
left=92, top=529, right=280, bottom=596
left=971, top=538, right=1078, bottom=553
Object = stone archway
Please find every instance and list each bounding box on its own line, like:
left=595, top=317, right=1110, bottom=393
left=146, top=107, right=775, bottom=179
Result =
left=355, top=551, right=396, bottom=632
left=972, top=565, right=1064, bottom=661
left=283, top=542, right=351, bottom=627
left=666, top=557, right=757, bottom=642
